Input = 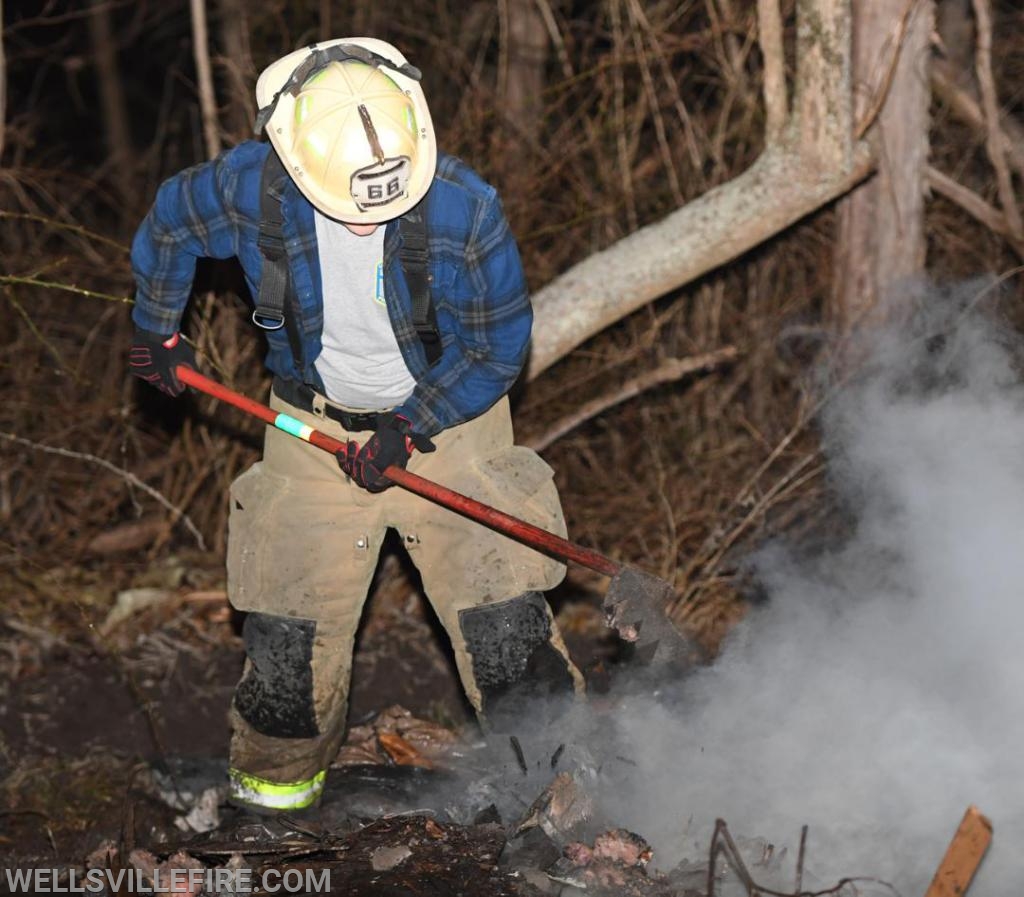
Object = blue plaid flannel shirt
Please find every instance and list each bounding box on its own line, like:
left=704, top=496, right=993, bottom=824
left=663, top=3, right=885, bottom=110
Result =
left=131, top=140, right=532, bottom=437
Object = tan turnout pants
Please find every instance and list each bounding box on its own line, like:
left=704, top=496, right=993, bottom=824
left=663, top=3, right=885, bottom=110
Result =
left=225, top=389, right=581, bottom=796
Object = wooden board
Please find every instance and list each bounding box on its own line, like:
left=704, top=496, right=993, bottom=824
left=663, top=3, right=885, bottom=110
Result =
left=924, top=805, right=992, bottom=897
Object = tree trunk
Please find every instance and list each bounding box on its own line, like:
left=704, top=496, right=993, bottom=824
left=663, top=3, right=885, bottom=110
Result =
left=217, top=0, right=254, bottom=143
left=937, top=0, right=974, bottom=81
left=500, top=0, right=549, bottom=143
left=830, top=0, right=935, bottom=336
left=87, top=0, right=133, bottom=180
left=528, top=0, right=874, bottom=380
left=0, top=0, right=6, bottom=163
left=351, top=0, right=376, bottom=36
left=319, top=0, right=332, bottom=42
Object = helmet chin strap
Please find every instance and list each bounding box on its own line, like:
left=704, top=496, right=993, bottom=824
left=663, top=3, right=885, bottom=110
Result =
left=254, top=42, right=423, bottom=135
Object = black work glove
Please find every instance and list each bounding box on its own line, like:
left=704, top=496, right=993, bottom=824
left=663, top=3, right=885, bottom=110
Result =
left=337, top=414, right=436, bottom=492
left=129, top=328, right=196, bottom=396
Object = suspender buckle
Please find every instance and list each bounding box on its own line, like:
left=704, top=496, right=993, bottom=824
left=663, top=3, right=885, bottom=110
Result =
left=257, top=224, right=286, bottom=259
left=252, top=308, right=286, bottom=330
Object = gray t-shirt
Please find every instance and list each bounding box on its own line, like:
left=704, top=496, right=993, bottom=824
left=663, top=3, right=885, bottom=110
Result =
left=313, top=210, right=416, bottom=409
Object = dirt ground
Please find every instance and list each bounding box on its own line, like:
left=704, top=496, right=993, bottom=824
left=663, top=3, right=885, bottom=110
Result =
left=0, top=550, right=624, bottom=895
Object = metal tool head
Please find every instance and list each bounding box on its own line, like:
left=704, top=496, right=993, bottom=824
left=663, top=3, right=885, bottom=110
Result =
left=603, top=567, right=699, bottom=669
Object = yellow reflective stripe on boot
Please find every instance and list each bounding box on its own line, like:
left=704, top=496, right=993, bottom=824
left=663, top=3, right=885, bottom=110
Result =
left=228, top=768, right=326, bottom=810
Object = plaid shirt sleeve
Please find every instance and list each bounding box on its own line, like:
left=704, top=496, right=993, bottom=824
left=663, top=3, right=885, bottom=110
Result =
left=392, top=194, right=532, bottom=437
left=130, top=155, right=243, bottom=335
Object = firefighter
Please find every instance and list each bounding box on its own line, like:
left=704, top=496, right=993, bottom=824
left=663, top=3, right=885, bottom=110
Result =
left=128, top=37, right=583, bottom=813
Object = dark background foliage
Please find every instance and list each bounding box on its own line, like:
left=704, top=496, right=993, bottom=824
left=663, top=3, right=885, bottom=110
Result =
left=1, top=0, right=1022, bottom=654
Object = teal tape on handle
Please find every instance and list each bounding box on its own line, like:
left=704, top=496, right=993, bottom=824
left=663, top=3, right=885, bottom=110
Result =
left=274, top=412, right=314, bottom=442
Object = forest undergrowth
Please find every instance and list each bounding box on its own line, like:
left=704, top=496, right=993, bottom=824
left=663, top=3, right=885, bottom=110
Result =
left=2, top=0, right=1022, bottom=672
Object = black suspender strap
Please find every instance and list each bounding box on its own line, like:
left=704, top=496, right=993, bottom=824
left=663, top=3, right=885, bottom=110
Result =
left=399, top=207, right=443, bottom=367
left=255, top=151, right=305, bottom=375
left=255, top=152, right=289, bottom=330
left=256, top=149, right=442, bottom=374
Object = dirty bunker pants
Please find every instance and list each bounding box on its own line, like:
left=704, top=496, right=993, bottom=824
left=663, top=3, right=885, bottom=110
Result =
left=225, top=390, right=583, bottom=810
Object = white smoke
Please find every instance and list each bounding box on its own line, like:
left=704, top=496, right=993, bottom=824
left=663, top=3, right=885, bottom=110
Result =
left=582, top=280, right=1024, bottom=894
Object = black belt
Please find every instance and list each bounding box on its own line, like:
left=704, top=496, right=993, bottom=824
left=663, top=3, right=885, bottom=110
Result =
left=272, top=378, right=385, bottom=432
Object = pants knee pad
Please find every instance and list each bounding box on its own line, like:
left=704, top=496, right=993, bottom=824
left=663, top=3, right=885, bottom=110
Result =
left=234, top=612, right=319, bottom=739
left=459, top=592, right=574, bottom=727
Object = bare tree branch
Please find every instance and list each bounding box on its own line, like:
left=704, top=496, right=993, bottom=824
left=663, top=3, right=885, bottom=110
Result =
left=190, top=0, right=221, bottom=159
left=526, top=347, right=739, bottom=451
left=0, top=432, right=207, bottom=551
left=628, top=0, right=705, bottom=174
left=0, top=0, right=5, bottom=163
left=926, top=165, right=1024, bottom=257
left=794, top=0, right=852, bottom=167
left=217, top=0, right=256, bottom=140
left=533, top=0, right=573, bottom=79
left=625, top=0, right=683, bottom=205
left=87, top=0, right=133, bottom=197
left=0, top=274, right=132, bottom=304
left=931, top=62, right=1024, bottom=181
left=757, top=0, right=787, bottom=142
left=528, top=0, right=872, bottom=380
left=971, top=0, right=1023, bottom=239
left=609, top=0, right=638, bottom=232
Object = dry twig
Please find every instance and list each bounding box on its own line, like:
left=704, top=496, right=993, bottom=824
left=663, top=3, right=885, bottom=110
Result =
left=609, top=0, right=638, bottom=231
left=624, top=0, right=684, bottom=206
left=526, top=347, right=738, bottom=451
left=0, top=431, right=206, bottom=550
left=926, top=165, right=1024, bottom=257
left=0, top=274, right=131, bottom=304
left=0, top=211, right=130, bottom=253
left=706, top=819, right=900, bottom=897
left=533, top=0, right=573, bottom=79
left=930, top=62, right=1024, bottom=180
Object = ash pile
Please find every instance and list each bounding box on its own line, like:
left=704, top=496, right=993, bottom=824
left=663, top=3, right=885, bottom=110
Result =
left=64, top=704, right=916, bottom=897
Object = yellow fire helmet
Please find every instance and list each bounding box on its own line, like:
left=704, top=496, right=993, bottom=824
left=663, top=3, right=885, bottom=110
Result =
left=255, top=38, right=437, bottom=223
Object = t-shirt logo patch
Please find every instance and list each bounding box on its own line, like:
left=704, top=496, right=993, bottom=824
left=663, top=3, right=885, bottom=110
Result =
left=374, top=262, right=385, bottom=306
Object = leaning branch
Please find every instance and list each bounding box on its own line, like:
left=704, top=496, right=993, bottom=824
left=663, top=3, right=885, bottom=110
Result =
left=525, top=347, right=739, bottom=451
left=527, top=143, right=873, bottom=380
left=926, top=165, right=1024, bottom=256
left=527, top=0, right=872, bottom=380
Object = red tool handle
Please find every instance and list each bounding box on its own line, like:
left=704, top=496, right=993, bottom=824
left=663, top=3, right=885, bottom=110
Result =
left=176, top=366, right=622, bottom=578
